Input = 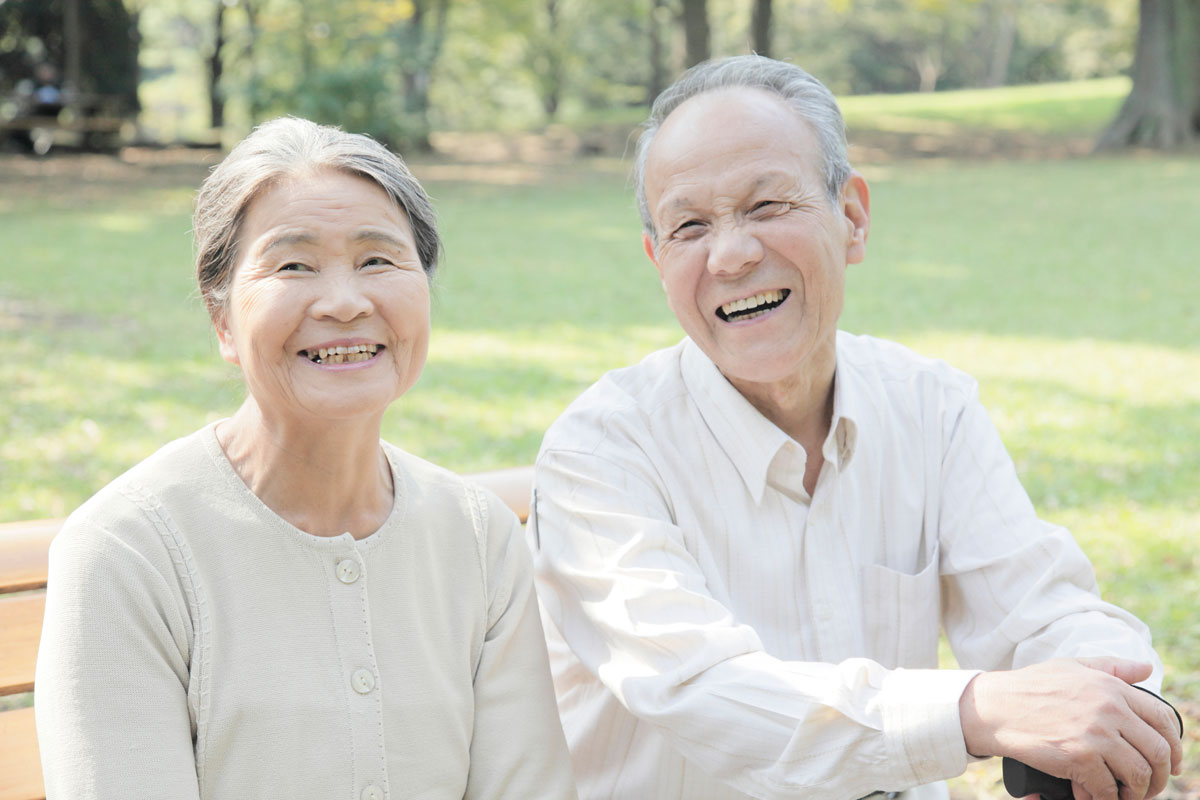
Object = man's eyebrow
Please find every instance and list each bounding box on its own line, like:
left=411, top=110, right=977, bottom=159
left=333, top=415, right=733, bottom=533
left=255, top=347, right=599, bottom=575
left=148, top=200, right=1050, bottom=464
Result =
left=660, top=172, right=802, bottom=214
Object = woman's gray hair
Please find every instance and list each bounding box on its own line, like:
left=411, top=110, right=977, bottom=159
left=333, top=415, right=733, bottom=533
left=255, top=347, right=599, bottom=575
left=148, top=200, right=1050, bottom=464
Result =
left=634, top=55, right=852, bottom=243
left=194, top=117, right=441, bottom=321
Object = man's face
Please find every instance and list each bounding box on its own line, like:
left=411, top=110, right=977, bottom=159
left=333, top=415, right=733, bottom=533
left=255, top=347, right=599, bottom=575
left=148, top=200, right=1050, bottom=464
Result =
left=642, top=88, right=869, bottom=398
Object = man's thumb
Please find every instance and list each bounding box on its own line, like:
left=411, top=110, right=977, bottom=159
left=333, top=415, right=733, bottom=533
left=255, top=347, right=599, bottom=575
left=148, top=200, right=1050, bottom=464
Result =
left=1077, top=656, right=1153, bottom=685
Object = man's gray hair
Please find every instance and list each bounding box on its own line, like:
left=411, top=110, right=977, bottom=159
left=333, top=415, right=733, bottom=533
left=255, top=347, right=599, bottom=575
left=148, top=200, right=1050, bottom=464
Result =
left=634, top=55, right=852, bottom=243
left=194, top=117, right=441, bottom=321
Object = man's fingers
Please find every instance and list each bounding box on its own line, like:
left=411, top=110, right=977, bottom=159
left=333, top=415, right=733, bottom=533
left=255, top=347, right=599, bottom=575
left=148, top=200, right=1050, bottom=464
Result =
left=1126, top=687, right=1183, bottom=776
left=1077, top=657, right=1154, bottom=686
left=1070, top=751, right=1119, bottom=800
left=1108, top=739, right=1155, bottom=800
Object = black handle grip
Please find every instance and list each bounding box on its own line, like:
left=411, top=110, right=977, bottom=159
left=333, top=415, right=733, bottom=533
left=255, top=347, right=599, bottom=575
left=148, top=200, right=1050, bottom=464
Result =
left=1002, top=686, right=1183, bottom=799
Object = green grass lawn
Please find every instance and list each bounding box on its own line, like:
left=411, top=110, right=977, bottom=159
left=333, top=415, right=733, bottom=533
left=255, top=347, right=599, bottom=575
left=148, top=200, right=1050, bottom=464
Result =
left=840, top=76, right=1132, bottom=136
left=2, top=78, right=1197, bottom=794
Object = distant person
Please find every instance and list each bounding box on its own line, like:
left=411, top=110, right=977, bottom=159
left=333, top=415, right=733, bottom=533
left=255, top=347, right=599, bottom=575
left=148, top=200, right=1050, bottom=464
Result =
left=30, top=63, right=63, bottom=116
left=529, top=55, right=1181, bottom=800
left=35, top=117, right=576, bottom=800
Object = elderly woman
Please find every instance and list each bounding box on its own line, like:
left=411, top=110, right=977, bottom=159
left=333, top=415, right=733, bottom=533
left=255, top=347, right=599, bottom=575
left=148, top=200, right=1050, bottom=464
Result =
left=34, top=118, right=576, bottom=800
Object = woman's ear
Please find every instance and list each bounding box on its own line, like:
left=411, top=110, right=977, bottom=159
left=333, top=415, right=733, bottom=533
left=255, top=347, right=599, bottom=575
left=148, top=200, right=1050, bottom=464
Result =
left=213, top=310, right=241, bottom=366
left=842, top=171, right=870, bottom=265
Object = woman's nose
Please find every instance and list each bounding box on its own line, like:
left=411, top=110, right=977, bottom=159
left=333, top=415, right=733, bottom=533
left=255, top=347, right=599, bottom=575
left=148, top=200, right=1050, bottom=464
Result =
left=310, top=273, right=373, bottom=322
left=706, top=225, right=764, bottom=277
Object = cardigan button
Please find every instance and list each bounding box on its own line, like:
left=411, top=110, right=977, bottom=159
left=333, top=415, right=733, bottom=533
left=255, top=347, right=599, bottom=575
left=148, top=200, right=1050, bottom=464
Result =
left=361, top=785, right=384, bottom=800
left=352, top=668, right=376, bottom=694
left=336, top=558, right=361, bottom=584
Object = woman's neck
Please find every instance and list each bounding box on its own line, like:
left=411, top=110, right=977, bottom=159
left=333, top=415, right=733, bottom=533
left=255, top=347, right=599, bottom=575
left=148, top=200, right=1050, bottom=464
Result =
left=216, top=399, right=394, bottom=539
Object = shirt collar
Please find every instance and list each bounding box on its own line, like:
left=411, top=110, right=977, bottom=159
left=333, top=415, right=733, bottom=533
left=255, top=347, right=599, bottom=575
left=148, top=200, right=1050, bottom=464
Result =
left=679, top=335, right=861, bottom=504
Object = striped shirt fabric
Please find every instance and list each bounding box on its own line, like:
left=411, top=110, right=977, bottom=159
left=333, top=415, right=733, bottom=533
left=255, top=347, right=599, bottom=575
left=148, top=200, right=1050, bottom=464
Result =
left=528, top=331, right=1160, bottom=800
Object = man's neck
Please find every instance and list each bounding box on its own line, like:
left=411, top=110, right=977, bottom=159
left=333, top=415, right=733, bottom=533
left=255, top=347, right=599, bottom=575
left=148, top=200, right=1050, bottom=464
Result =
left=728, top=343, right=837, bottom=496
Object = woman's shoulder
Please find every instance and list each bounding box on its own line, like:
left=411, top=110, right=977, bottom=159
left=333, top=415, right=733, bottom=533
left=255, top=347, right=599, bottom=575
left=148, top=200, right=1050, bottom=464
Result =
left=55, top=426, right=218, bottom=562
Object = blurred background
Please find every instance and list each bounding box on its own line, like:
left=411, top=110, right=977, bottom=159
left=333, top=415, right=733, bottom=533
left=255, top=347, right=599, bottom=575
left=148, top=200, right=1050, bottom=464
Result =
left=1, top=2, right=1197, bottom=796
left=0, top=0, right=1186, bottom=152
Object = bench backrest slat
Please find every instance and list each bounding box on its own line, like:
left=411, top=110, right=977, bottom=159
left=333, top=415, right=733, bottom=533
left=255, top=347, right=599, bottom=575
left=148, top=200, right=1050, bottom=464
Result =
left=0, top=520, right=61, bottom=595
left=0, top=594, right=44, bottom=697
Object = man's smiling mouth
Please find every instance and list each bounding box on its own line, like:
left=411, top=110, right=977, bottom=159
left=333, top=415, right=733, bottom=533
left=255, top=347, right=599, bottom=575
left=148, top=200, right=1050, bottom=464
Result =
left=716, top=289, right=790, bottom=322
left=300, top=344, right=382, bottom=364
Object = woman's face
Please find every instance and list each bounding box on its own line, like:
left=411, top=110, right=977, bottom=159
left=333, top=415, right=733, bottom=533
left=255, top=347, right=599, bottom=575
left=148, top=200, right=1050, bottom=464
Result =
left=215, top=169, right=431, bottom=425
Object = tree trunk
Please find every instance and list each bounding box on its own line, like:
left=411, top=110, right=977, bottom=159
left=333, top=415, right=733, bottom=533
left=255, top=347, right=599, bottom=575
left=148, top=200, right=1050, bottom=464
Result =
left=540, top=0, right=562, bottom=119
left=983, top=0, right=1017, bottom=88
left=648, top=0, right=667, bottom=102
left=63, top=0, right=82, bottom=97
left=681, top=0, right=709, bottom=67
left=1097, top=0, right=1200, bottom=149
left=913, top=50, right=942, bottom=92
left=243, top=0, right=263, bottom=119
left=209, top=0, right=225, bottom=130
left=751, top=0, right=772, bottom=58
left=399, top=0, right=451, bottom=150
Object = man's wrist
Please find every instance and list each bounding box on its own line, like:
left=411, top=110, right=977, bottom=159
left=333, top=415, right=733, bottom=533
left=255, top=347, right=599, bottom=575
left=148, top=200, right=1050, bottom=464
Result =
left=958, top=671, right=997, bottom=759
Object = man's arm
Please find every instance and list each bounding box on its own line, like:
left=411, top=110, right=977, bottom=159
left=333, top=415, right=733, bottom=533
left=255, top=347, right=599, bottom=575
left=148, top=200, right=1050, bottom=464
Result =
left=935, top=389, right=1181, bottom=799
left=532, top=445, right=978, bottom=800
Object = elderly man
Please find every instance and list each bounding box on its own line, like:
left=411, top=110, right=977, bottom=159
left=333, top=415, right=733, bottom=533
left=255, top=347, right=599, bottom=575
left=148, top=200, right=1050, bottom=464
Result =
left=528, top=56, right=1181, bottom=800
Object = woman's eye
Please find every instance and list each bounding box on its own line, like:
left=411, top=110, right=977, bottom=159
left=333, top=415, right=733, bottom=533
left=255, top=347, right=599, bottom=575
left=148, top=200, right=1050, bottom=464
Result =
left=278, top=262, right=307, bottom=272
left=751, top=200, right=784, bottom=214
left=362, top=257, right=393, bottom=268
left=672, top=220, right=704, bottom=238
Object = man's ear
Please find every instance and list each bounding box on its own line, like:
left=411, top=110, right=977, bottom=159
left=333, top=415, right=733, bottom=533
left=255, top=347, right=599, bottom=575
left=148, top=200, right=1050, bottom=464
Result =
left=841, top=171, right=870, bottom=265
left=213, top=310, right=241, bottom=366
left=642, top=233, right=666, bottom=290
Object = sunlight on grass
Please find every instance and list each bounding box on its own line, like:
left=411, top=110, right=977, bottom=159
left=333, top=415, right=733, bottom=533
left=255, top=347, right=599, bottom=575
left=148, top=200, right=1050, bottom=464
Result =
left=841, top=76, right=1131, bottom=135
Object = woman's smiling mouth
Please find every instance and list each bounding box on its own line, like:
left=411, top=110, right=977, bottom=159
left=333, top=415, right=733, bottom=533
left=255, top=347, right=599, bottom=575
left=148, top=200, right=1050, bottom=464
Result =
left=300, top=343, right=383, bottom=364
left=716, top=289, right=790, bottom=322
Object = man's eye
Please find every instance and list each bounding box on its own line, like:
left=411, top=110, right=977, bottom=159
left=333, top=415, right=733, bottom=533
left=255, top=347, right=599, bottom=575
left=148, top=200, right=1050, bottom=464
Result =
left=751, top=200, right=784, bottom=214
left=362, top=257, right=393, bottom=268
left=672, top=220, right=704, bottom=237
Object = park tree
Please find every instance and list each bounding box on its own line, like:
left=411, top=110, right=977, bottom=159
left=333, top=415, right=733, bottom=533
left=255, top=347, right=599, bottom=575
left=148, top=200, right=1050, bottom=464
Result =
left=751, top=0, right=772, bottom=57
left=1098, top=0, right=1200, bottom=148
left=209, top=0, right=225, bottom=129
left=681, top=0, right=710, bottom=66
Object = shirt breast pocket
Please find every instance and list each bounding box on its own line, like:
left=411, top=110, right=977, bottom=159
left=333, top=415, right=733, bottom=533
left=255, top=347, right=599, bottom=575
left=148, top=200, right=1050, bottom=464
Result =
left=861, top=546, right=941, bottom=669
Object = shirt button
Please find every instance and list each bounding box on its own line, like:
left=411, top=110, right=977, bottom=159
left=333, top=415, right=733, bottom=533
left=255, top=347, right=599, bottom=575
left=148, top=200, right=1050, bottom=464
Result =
left=336, top=558, right=361, bottom=584
left=352, top=668, right=376, bottom=694
left=361, top=785, right=384, bottom=800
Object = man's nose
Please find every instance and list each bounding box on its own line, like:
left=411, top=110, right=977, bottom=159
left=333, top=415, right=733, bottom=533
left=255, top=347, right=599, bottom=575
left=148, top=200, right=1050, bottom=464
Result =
left=706, top=225, right=763, bottom=277
left=311, top=272, right=373, bottom=322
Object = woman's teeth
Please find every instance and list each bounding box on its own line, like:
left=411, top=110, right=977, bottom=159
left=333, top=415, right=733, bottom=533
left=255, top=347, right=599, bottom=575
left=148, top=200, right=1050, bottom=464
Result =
left=307, top=344, right=379, bottom=364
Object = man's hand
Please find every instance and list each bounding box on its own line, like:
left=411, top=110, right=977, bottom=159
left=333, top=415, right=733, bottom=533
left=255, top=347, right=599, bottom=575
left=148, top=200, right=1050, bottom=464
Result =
left=958, top=658, right=1182, bottom=800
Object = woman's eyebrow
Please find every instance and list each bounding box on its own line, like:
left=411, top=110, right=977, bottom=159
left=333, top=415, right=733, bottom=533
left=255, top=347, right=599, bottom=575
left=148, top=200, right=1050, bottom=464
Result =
left=352, top=229, right=415, bottom=251
left=258, top=231, right=318, bottom=256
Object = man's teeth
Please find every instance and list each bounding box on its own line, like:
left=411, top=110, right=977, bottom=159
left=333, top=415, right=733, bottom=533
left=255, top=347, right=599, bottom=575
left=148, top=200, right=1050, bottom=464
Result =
left=720, top=289, right=787, bottom=320
left=308, top=344, right=379, bottom=364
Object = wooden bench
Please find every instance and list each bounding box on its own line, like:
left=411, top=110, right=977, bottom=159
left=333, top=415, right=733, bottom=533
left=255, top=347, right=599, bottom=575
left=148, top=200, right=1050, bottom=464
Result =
left=0, top=466, right=533, bottom=800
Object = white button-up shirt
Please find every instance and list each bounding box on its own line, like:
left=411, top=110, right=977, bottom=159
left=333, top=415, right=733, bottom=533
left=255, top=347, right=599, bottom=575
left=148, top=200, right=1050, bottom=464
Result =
left=529, top=332, right=1160, bottom=800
